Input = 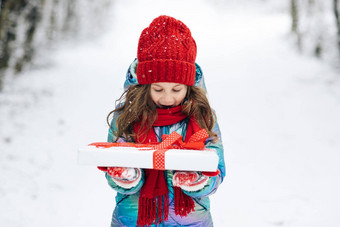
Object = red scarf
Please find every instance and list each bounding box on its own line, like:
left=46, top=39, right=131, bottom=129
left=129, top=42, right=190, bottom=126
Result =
left=134, top=105, right=202, bottom=226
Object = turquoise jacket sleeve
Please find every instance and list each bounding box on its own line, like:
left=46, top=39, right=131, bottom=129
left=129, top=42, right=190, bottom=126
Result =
left=182, top=120, right=226, bottom=198
left=105, top=112, right=145, bottom=194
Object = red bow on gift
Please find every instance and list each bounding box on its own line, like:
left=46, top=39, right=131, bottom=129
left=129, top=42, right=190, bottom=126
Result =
left=153, top=129, right=208, bottom=150
left=90, top=129, right=208, bottom=150
left=151, top=129, right=208, bottom=170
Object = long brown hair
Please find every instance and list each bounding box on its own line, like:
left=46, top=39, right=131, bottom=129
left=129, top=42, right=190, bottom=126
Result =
left=107, top=84, right=217, bottom=142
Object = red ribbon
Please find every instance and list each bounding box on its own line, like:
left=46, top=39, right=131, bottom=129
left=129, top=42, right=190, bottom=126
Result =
left=91, top=129, right=210, bottom=171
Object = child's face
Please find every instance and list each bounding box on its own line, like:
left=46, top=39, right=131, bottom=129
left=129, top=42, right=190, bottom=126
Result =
left=150, top=82, right=187, bottom=108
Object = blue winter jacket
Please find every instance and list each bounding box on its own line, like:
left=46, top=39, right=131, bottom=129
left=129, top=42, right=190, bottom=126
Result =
left=105, top=59, right=226, bottom=226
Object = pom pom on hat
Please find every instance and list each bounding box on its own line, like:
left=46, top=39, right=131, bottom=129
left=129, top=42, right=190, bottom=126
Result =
left=137, top=15, right=197, bottom=86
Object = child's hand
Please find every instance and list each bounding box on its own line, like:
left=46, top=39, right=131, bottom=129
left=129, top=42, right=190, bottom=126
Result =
left=172, top=171, right=209, bottom=192
left=107, top=167, right=142, bottom=189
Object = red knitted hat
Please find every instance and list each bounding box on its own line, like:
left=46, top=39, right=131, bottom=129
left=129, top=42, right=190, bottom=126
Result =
left=137, top=15, right=197, bottom=86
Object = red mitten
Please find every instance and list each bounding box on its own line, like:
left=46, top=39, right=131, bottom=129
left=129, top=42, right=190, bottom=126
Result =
left=173, top=171, right=209, bottom=192
left=107, top=167, right=141, bottom=189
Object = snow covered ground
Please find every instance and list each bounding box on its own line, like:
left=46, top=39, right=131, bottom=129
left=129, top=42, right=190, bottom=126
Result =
left=1, top=0, right=340, bottom=226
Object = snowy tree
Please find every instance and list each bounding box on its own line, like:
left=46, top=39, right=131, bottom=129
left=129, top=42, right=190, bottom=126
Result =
left=289, top=0, right=340, bottom=66
left=0, top=0, right=112, bottom=90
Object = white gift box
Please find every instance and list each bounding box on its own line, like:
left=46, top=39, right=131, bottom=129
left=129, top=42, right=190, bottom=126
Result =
left=78, top=145, right=219, bottom=172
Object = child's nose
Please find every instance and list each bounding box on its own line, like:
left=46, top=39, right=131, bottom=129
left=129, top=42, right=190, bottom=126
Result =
left=161, top=94, right=174, bottom=105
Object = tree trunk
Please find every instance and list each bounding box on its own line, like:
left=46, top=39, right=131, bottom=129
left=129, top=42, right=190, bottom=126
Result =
left=290, top=0, right=302, bottom=50
left=334, top=0, right=340, bottom=60
left=291, top=0, right=299, bottom=33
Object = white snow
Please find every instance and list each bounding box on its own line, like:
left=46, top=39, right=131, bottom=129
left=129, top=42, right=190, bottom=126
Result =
left=1, top=0, right=340, bottom=226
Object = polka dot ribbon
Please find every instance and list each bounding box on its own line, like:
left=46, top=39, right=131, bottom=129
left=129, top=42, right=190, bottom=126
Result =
left=152, top=129, right=209, bottom=170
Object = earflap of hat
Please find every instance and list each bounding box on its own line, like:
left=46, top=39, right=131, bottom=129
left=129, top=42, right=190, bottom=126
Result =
left=194, top=62, right=207, bottom=93
left=123, top=58, right=139, bottom=90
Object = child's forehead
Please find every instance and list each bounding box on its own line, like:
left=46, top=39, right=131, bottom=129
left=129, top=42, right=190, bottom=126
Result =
left=151, top=82, right=186, bottom=88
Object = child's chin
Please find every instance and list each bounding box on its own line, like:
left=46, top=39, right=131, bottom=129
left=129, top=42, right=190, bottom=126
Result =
left=158, top=105, right=175, bottom=109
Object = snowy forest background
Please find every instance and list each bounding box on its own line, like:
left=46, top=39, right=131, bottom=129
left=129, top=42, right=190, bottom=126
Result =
left=1, top=0, right=340, bottom=226
left=1, top=0, right=340, bottom=82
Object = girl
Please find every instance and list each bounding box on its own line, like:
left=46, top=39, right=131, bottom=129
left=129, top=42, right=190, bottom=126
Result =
left=103, top=15, right=226, bottom=226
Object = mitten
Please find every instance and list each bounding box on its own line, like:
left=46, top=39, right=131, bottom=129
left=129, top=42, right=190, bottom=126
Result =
left=172, top=171, right=209, bottom=192
left=107, top=167, right=142, bottom=189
